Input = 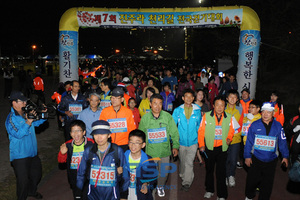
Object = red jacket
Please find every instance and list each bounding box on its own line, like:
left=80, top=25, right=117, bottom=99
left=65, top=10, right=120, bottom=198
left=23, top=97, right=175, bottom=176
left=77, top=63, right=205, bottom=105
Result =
left=33, top=77, right=44, bottom=91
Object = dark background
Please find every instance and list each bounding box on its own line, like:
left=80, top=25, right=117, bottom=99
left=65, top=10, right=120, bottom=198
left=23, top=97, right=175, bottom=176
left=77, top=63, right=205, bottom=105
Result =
left=1, top=0, right=299, bottom=114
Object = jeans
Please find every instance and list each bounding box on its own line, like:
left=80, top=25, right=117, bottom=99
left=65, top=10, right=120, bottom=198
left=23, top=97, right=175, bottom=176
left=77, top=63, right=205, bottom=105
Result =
left=226, top=143, right=240, bottom=177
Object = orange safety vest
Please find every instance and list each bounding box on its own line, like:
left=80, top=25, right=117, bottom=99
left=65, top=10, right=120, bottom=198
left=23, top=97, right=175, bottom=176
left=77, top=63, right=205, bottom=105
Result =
left=273, top=103, right=285, bottom=126
left=240, top=99, right=252, bottom=114
left=33, top=77, right=44, bottom=91
left=51, top=92, right=62, bottom=104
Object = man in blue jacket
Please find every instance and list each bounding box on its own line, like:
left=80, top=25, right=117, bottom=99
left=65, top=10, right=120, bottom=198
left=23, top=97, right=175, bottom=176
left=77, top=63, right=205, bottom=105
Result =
left=5, top=91, right=47, bottom=200
left=58, top=80, right=88, bottom=141
left=172, top=89, right=202, bottom=191
left=244, top=102, right=289, bottom=200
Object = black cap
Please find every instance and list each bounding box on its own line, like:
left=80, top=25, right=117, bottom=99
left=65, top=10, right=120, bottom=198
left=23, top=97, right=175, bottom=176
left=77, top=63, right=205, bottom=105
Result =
left=10, top=91, right=28, bottom=101
left=111, top=87, right=124, bottom=97
left=241, top=88, right=250, bottom=94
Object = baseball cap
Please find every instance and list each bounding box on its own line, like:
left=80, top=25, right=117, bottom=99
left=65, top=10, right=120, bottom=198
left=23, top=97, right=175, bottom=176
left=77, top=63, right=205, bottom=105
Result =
left=122, top=77, right=130, bottom=83
left=9, top=91, right=28, bottom=101
left=241, top=88, right=250, bottom=94
left=91, top=120, right=111, bottom=135
left=111, top=87, right=124, bottom=97
left=261, top=102, right=275, bottom=112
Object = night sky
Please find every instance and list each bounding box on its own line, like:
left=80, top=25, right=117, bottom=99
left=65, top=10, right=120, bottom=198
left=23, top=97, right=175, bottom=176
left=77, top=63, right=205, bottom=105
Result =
left=0, top=0, right=253, bottom=57
left=1, top=0, right=296, bottom=58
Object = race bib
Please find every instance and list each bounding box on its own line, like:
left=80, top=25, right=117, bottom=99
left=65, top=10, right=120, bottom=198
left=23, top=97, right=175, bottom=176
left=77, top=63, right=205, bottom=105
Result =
left=254, top=135, right=276, bottom=152
left=130, top=168, right=136, bottom=188
left=241, top=123, right=251, bottom=136
left=100, top=100, right=111, bottom=109
left=147, top=127, right=167, bottom=144
left=90, top=165, right=116, bottom=187
left=70, top=152, right=83, bottom=169
left=107, top=118, right=127, bottom=133
left=69, top=104, right=82, bottom=115
left=167, top=103, right=173, bottom=111
left=215, top=126, right=222, bottom=140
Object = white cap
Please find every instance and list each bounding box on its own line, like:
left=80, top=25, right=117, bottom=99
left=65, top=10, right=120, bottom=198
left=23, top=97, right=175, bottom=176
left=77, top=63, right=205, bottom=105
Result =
left=122, top=77, right=130, bottom=83
left=261, top=102, right=275, bottom=112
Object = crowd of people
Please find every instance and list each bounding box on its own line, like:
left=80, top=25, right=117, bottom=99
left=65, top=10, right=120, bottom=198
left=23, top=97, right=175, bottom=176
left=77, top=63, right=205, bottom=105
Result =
left=5, top=61, right=300, bottom=200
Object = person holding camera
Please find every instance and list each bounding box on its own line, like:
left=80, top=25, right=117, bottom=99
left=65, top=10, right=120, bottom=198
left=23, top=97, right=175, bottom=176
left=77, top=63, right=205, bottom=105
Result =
left=5, top=91, right=47, bottom=200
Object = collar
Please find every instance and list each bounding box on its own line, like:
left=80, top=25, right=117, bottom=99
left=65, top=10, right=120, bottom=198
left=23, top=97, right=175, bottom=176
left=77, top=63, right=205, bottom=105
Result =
left=71, top=93, right=78, bottom=100
left=151, top=110, right=161, bottom=120
left=89, top=105, right=100, bottom=112
left=210, top=110, right=227, bottom=118
left=242, top=98, right=251, bottom=103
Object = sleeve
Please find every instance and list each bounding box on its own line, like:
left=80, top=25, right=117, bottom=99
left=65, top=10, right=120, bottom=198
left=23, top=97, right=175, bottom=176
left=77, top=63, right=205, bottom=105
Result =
left=244, top=123, right=255, bottom=159
left=5, top=115, right=31, bottom=139
left=168, top=115, right=180, bottom=149
left=57, top=97, right=67, bottom=114
left=127, top=109, right=137, bottom=132
left=198, top=114, right=206, bottom=148
left=227, top=118, right=235, bottom=141
left=119, top=148, right=130, bottom=192
left=42, top=79, right=44, bottom=91
left=32, top=119, right=47, bottom=127
left=138, top=116, right=147, bottom=134
left=142, top=160, right=158, bottom=189
left=76, top=148, right=89, bottom=190
left=172, top=108, right=179, bottom=126
left=170, top=93, right=176, bottom=102
left=57, top=151, right=67, bottom=163
left=278, top=127, right=289, bottom=158
left=138, top=101, right=146, bottom=117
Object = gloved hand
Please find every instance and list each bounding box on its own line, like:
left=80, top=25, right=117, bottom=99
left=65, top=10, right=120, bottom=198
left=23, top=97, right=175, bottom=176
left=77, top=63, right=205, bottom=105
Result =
left=293, top=125, right=300, bottom=133
left=247, top=113, right=254, bottom=120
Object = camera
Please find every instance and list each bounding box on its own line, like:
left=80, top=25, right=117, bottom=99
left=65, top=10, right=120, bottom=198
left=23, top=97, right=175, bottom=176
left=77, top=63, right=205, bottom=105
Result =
left=22, top=101, right=49, bottom=120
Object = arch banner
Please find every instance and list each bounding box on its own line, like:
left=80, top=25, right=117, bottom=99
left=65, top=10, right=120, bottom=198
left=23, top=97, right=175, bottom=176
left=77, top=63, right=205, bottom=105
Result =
left=59, top=6, right=260, bottom=98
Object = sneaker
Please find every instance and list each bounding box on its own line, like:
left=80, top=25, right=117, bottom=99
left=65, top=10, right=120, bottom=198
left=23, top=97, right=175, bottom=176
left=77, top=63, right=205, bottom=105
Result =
left=228, top=176, right=236, bottom=187
left=217, top=198, right=226, bottom=200
left=245, top=197, right=252, bottom=200
left=157, top=187, right=165, bottom=197
left=237, top=161, right=243, bottom=169
left=204, top=192, right=214, bottom=198
left=181, top=184, right=190, bottom=192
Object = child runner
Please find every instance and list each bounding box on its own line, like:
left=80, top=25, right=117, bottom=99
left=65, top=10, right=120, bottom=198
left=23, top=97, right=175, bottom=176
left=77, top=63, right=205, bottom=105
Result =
left=77, top=120, right=129, bottom=200
left=128, top=98, right=141, bottom=128
left=124, top=129, right=157, bottom=200
left=58, top=120, right=94, bottom=199
left=160, top=82, right=175, bottom=113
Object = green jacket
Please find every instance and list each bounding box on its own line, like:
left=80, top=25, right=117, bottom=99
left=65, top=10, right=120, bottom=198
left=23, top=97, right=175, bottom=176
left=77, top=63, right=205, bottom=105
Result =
left=139, top=110, right=180, bottom=158
left=205, top=111, right=232, bottom=152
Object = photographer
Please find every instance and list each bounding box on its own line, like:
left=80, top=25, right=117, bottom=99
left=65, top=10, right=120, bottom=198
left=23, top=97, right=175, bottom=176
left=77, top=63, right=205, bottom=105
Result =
left=5, top=91, right=47, bottom=200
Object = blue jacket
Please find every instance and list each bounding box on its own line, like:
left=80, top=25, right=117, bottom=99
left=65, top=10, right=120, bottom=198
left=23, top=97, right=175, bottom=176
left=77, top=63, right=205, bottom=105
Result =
left=123, top=150, right=157, bottom=200
left=58, top=93, right=88, bottom=122
left=244, top=119, right=289, bottom=162
left=160, top=91, right=175, bottom=111
left=5, top=107, right=46, bottom=161
left=77, top=143, right=129, bottom=200
left=172, top=104, right=202, bottom=147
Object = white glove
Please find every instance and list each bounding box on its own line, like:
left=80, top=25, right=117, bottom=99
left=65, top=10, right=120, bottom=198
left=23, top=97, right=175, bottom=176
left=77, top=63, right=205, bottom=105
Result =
left=293, top=125, right=300, bottom=133
left=247, top=113, right=254, bottom=120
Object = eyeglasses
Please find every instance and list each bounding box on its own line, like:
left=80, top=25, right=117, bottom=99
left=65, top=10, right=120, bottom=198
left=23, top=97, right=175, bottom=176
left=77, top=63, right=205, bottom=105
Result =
left=128, top=142, right=143, bottom=146
left=70, top=130, right=83, bottom=133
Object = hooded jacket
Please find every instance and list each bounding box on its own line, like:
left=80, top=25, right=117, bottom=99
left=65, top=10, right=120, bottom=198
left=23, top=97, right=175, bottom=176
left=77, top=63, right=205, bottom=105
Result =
left=172, top=104, right=202, bottom=147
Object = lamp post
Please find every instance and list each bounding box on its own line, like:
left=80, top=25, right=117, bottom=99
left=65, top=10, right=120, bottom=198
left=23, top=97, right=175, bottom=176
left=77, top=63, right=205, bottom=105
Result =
left=32, top=45, right=36, bottom=63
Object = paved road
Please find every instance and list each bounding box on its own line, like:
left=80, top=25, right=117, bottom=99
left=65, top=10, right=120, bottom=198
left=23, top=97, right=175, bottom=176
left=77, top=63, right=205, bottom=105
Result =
left=32, top=158, right=300, bottom=200
left=1, top=72, right=300, bottom=200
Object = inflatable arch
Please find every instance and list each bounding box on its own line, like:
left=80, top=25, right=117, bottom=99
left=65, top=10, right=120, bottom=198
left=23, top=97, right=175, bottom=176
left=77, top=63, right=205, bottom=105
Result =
left=59, top=6, right=260, bottom=98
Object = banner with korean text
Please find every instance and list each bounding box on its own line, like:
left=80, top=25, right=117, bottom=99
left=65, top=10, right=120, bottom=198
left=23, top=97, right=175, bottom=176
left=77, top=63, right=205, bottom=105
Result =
left=77, top=9, right=243, bottom=28
left=237, top=30, right=261, bottom=97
